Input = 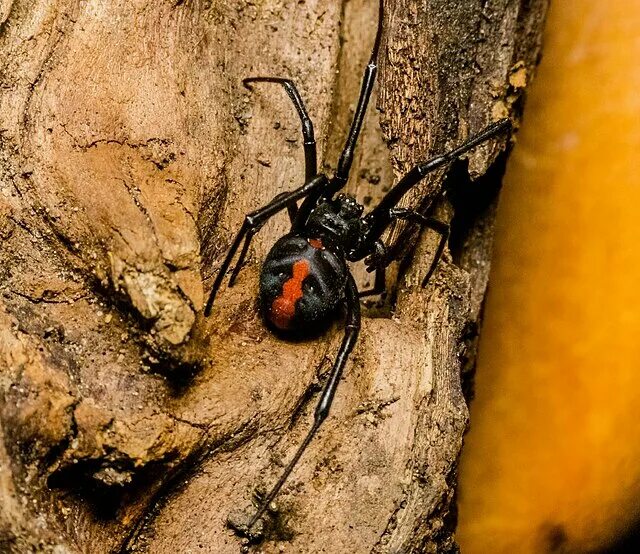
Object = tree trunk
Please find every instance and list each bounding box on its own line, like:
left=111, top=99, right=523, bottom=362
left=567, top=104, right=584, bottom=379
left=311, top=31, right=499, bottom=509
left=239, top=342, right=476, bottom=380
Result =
left=0, top=1, right=548, bottom=552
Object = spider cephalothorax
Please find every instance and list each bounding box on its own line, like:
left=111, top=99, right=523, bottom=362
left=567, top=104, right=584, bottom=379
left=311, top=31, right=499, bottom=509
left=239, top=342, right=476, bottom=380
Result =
left=204, top=0, right=510, bottom=537
left=306, top=193, right=366, bottom=255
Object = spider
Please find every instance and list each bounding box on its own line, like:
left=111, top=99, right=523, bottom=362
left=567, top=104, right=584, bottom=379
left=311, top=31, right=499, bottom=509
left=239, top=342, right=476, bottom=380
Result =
left=204, top=0, right=510, bottom=535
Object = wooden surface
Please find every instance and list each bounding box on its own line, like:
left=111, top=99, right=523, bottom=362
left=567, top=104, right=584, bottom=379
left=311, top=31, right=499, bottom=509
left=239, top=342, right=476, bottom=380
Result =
left=0, top=1, right=546, bottom=552
left=458, top=1, right=640, bottom=552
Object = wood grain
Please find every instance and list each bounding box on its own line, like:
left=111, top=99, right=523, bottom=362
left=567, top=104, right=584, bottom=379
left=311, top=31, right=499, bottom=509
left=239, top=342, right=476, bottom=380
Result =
left=0, top=1, right=547, bottom=551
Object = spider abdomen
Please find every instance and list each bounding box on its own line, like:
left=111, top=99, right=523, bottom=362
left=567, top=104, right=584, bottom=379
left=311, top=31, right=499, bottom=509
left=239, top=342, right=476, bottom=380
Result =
left=259, top=234, right=347, bottom=333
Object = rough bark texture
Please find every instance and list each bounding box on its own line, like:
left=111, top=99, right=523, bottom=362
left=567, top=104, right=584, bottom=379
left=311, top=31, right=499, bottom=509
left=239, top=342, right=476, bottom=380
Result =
left=0, top=1, right=547, bottom=553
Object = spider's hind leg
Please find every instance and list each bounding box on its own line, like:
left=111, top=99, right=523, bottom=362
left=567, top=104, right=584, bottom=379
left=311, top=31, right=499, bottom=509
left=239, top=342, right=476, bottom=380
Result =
left=245, top=274, right=361, bottom=532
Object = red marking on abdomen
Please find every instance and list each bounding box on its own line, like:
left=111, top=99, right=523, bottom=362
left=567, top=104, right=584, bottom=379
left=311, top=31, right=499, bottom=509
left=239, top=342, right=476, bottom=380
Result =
left=308, top=237, right=324, bottom=249
left=269, top=259, right=310, bottom=330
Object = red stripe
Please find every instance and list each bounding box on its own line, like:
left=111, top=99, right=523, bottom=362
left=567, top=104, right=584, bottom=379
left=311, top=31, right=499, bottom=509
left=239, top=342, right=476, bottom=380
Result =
left=269, top=260, right=310, bottom=329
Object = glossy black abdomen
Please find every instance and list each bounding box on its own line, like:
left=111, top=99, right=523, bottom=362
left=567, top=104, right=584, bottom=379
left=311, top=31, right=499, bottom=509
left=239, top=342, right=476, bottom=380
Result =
left=259, top=234, right=347, bottom=333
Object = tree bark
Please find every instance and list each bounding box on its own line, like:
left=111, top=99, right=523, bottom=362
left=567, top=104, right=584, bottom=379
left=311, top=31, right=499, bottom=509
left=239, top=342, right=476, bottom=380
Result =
left=0, top=1, right=547, bottom=553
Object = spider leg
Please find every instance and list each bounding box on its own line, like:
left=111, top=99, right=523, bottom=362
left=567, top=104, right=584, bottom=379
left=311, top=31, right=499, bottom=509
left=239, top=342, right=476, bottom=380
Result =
left=227, top=192, right=297, bottom=287
left=330, top=0, right=384, bottom=192
left=359, top=265, right=387, bottom=298
left=389, top=208, right=450, bottom=288
left=357, top=211, right=449, bottom=297
left=204, top=174, right=328, bottom=317
left=227, top=226, right=258, bottom=289
left=361, top=118, right=511, bottom=246
left=358, top=240, right=388, bottom=298
left=243, top=77, right=317, bottom=183
left=247, top=273, right=361, bottom=531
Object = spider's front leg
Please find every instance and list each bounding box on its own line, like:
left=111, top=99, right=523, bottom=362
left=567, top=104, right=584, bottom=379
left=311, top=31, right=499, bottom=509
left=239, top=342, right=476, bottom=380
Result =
left=359, top=240, right=389, bottom=298
left=204, top=174, right=327, bottom=316
left=389, top=208, right=450, bottom=288
left=358, top=212, right=449, bottom=299
left=243, top=77, right=317, bottom=182
left=355, top=119, right=511, bottom=293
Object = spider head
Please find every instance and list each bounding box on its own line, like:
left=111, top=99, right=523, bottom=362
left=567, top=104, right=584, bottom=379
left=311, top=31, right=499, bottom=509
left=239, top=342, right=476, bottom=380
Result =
left=334, top=193, right=364, bottom=220
left=305, top=194, right=365, bottom=255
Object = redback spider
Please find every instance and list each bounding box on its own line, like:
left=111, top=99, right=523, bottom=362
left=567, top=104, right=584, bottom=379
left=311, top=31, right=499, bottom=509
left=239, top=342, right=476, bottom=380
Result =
left=204, top=0, right=510, bottom=535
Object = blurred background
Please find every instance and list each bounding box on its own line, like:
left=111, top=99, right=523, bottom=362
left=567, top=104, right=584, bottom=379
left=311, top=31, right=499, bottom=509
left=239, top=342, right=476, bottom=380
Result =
left=456, top=1, right=640, bottom=553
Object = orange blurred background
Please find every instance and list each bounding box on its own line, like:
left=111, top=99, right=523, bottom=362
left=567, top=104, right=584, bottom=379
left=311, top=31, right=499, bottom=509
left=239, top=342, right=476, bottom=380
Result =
left=457, top=1, right=640, bottom=553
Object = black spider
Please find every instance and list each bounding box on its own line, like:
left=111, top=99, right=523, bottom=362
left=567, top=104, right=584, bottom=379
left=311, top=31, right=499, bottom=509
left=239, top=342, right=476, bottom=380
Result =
left=204, top=0, right=510, bottom=534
